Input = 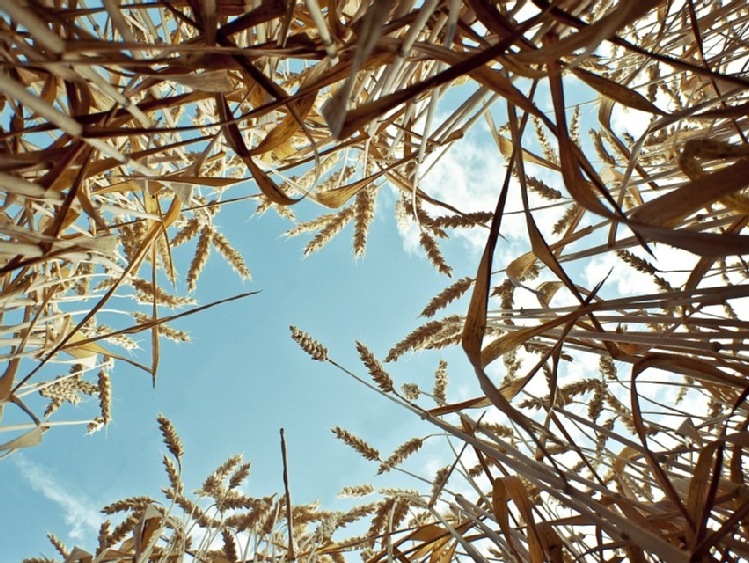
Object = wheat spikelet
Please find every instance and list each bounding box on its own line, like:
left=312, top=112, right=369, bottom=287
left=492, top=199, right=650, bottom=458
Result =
left=259, top=497, right=280, bottom=536
left=108, top=513, right=139, bottom=546
left=590, top=129, right=617, bottom=167
left=132, top=311, right=191, bottom=343
left=164, top=488, right=220, bottom=528
left=377, top=437, right=424, bottom=475
left=101, top=496, right=155, bottom=514
left=199, top=472, right=227, bottom=500
left=428, top=211, right=494, bottom=229
left=338, top=484, right=375, bottom=498
left=304, top=205, right=355, bottom=256
left=186, top=226, right=211, bottom=292
left=353, top=185, right=377, bottom=259
left=599, top=355, right=617, bottom=380
left=385, top=316, right=460, bottom=362
left=162, top=454, right=183, bottom=494
left=390, top=498, right=410, bottom=532
left=221, top=529, right=238, bottom=563
left=532, top=116, right=559, bottom=165
left=228, top=462, right=251, bottom=490
left=527, top=176, right=563, bottom=201
left=295, top=153, right=340, bottom=189
left=119, top=221, right=146, bottom=264
left=170, top=216, right=201, bottom=247
left=616, top=250, right=675, bottom=292
left=429, top=466, right=451, bottom=506
left=131, top=278, right=194, bottom=308
left=616, top=249, right=657, bottom=275
left=157, top=413, right=184, bottom=461
left=87, top=417, right=105, bottom=434
left=97, top=366, right=112, bottom=425
left=331, top=426, right=380, bottom=461
left=366, top=498, right=394, bottom=544
left=552, top=203, right=580, bottom=236
left=285, top=212, right=338, bottom=237
left=46, top=533, right=68, bottom=558
left=289, top=325, right=328, bottom=361
left=433, top=359, right=448, bottom=404
left=605, top=393, right=637, bottom=434
left=587, top=381, right=605, bottom=422
left=355, top=341, right=393, bottom=393
left=338, top=503, right=378, bottom=526
left=73, top=260, right=93, bottom=295
left=212, top=229, right=251, bottom=280
left=96, top=520, right=111, bottom=555
left=420, top=276, right=473, bottom=317
left=570, top=104, right=581, bottom=144
left=419, top=230, right=452, bottom=277
left=401, top=383, right=420, bottom=400
left=558, top=378, right=600, bottom=406
left=220, top=490, right=254, bottom=511
left=212, top=453, right=244, bottom=481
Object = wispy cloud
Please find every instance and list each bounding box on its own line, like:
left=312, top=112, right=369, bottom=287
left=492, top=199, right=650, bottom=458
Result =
left=13, top=454, right=103, bottom=543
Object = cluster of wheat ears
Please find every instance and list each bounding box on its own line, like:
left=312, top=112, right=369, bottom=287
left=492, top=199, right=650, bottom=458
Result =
left=2, top=0, right=749, bottom=561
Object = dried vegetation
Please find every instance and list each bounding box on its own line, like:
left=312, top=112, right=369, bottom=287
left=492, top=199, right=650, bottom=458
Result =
left=3, top=0, right=749, bottom=561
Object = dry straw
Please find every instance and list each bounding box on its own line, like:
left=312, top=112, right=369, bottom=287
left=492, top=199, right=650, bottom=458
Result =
left=6, top=0, right=749, bottom=560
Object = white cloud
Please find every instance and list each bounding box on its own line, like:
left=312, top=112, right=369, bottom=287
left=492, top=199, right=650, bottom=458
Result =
left=392, top=132, right=532, bottom=259
left=13, top=454, right=103, bottom=543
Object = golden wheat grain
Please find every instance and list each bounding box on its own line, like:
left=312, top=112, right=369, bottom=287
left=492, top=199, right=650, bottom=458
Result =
left=590, top=129, right=617, bottom=168
left=552, top=203, right=580, bottom=236
left=429, top=466, right=450, bottom=506
left=353, top=185, right=377, bottom=258
left=199, top=472, right=227, bottom=501
left=338, top=484, right=375, bottom=498
left=365, top=498, right=393, bottom=544
left=419, top=230, right=453, bottom=277
left=285, top=212, right=339, bottom=237
left=331, top=427, right=380, bottom=462
left=46, top=533, right=68, bottom=559
left=598, top=355, right=617, bottom=380
left=304, top=205, right=355, bottom=256
left=162, top=455, right=183, bottom=494
left=72, top=261, right=93, bottom=296
left=385, top=316, right=460, bottom=362
left=228, top=462, right=252, bottom=490
left=101, top=496, right=156, bottom=515
left=377, top=437, right=425, bottom=475
left=95, top=520, right=111, bottom=555
left=97, top=367, right=112, bottom=425
left=421, top=276, right=473, bottom=318
left=428, top=211, right=494, bottom=229
left=527, top=176, right=563, bottom=201
left=401, top=383, right=420, bottom=401
left=107, top=513, right=139, bottom=547
left=355, top=341, right=393, bottom=393
left=570, top=104, right=581, bottom=144
left=220, top=529, right=237, bottom=563
left=289, top=325, right=328, bottom=361
left=131, top=311, right=191, bottom=343
left=211, top=230, right=251, bottom=280
left=432, top=359, right=448, bottom=404
left=532, top=116, right=559, bottom=166
left=131, top=278, right=194, bottom=308
left=119, top=221, right=147, bottom=264
left=186, top=227, right=212, bottom=292
left=157, top=413, right=184, bottom=461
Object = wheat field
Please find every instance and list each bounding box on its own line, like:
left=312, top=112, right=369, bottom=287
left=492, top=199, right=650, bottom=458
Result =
left=2, top=0, right=749, bottom=561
